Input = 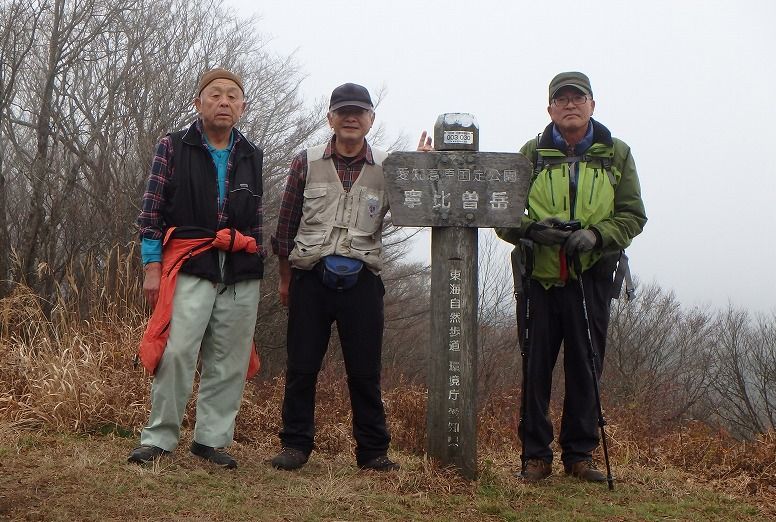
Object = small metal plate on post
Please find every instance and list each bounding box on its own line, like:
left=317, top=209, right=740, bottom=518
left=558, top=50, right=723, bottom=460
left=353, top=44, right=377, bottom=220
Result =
left=434, top=113, right=479, bottom=151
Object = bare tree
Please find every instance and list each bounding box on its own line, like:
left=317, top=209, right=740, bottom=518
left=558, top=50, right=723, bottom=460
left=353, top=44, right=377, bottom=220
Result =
left=749, top=313, right=776, bottom=430
left=708, top=307, right=776, bottom=438
left=0, top=0, right=45, bottom=295
left=476, top=231, right=520, bottom=400
left=606, top=282, right=716, bottom=426
left=14, top=0, right=125, bottom=291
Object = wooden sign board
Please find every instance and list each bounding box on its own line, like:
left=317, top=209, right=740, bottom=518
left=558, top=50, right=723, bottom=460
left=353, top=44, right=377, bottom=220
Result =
left=383, top=151, right=532, bottom=228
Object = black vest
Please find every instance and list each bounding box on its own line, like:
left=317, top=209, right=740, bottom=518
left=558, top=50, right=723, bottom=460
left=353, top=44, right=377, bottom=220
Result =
left=162, top=123, right=264, bottom=284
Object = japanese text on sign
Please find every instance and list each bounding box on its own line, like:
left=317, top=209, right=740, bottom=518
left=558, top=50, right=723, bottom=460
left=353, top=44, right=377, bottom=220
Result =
left=447, top=266, right=463, bottom=449
left=396, top=168, right=518, bottom=183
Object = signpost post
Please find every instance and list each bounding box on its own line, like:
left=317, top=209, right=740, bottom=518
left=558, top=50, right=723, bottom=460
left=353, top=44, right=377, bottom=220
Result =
left=383, top=114, right=532, bottom=479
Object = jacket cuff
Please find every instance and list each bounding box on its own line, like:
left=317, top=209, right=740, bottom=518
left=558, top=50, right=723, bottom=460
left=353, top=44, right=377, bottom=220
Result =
left=591, top=227, right=603, bottom=248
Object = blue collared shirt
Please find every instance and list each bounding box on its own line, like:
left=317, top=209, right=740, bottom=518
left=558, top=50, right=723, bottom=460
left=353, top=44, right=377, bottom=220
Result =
left=204, top=131, right=234, bottom=206
left=551, top=121, right=594, bottom=156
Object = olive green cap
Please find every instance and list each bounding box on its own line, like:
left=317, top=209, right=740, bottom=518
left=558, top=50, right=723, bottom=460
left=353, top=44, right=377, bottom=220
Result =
left=549, top=71, right=592, bottom=101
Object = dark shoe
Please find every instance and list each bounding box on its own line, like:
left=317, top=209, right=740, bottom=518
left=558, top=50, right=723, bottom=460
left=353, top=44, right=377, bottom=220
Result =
left=270, top=447, right=309, bottom=470
left=190, top=441, right=237, bottom=469
left=359, top=455, right=400, bottom=471
left=127, top=445, right=170, bottom=465
left=519, top=459, right=551, bottom=482
left=565, top=460, right=607, bottom=482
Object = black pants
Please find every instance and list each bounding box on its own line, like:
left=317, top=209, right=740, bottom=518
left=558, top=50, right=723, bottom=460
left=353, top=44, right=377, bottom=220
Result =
left=519, top=267, right=611, bottom=466
left=279, top=267, right=390, bottom=465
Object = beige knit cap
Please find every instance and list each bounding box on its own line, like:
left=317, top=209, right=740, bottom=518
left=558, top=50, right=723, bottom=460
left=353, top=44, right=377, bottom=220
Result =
left=197, top=68, right=244, bottom=95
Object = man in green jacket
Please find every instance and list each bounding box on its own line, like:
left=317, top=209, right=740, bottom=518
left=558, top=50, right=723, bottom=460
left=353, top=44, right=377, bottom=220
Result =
left=496, top=72, right=646, bottom=482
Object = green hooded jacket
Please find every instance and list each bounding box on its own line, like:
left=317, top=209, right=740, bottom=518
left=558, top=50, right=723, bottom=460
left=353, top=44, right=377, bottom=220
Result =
left=495, top=119, right=646, bottom=289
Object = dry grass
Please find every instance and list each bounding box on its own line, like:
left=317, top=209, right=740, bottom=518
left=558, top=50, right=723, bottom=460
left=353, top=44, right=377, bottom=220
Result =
left=0, top=282, right=150, bottom=435
left=0, top=267, right=774, bottom=518
left=613, top=411, right=776, bottom=506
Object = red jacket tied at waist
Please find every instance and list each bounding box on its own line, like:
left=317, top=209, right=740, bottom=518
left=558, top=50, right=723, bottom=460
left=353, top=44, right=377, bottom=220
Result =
left=138, top=227, right=261, bottom=379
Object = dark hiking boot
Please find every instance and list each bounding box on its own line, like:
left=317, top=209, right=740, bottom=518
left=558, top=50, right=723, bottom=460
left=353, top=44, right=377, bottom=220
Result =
left=359, top=455, right=400, bottom=471
left=565, top=460, right=607, bottom=482
left=519, top=459, right=551, bottom=482
left=270, top=447, right=309, bottom=470
left=190, top=441, right=237, bottom=469
left=127, top=445, right=170, bottom=465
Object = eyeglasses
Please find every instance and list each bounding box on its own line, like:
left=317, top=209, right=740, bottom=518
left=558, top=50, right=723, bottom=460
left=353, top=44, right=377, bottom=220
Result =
left=551, top=94, right=590, bottom=107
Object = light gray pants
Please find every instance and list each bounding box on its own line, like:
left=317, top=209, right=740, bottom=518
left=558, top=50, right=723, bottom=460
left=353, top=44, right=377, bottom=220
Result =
left=140, top=272, right=260, bottom=451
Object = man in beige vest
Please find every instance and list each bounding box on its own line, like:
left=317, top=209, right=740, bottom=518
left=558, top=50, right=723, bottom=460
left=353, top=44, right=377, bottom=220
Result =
left=270, top=83, right=397, bottom=471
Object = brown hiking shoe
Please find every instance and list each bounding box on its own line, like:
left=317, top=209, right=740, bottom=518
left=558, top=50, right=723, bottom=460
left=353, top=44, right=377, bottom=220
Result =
left=519, top=459, right=551, bottom=482
left=565, top=460, right=607, bottom=482
left=359, top=455, right=400, bottom=472
left=270, top=447, right=309, bottom=471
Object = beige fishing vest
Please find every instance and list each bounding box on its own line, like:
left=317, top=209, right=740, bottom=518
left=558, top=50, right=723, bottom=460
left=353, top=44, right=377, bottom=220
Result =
left=289, top=143, right=389, bottom=273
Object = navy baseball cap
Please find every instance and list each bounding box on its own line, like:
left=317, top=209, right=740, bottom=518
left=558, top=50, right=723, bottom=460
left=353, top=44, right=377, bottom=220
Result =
left=329, top=83, right=374, bottom=111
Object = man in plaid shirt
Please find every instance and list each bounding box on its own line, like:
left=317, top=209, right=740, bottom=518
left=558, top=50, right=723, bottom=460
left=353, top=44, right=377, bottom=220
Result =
left=128, top=68, right=264, bottom=469
left=270, top=83, right=398, bottom=472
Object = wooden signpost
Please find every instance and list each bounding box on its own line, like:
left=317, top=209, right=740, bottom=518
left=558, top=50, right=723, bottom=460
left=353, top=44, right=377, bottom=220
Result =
left=383, top=114, right=532, bottom=479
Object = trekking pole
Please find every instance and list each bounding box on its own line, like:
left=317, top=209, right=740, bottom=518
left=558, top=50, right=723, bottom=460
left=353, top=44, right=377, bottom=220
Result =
left=572, top=253, right=614, bottom=490
left=514, top=240, right=533, bottom=473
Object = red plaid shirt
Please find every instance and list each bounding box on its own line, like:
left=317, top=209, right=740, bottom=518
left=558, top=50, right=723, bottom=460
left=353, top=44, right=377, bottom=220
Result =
left=271, top=135, right=374, bottom=257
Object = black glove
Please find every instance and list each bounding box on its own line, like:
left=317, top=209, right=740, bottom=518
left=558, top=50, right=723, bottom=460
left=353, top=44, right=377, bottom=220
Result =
left=526, top=217, right=571, bottom=246
left=564, top=229, right=597, bottom=255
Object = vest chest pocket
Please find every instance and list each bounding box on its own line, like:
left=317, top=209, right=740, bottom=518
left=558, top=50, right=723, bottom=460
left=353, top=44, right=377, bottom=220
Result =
left=353, top=189, right=383, bottom=234
left=301, top=186, right=334, bottom=226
